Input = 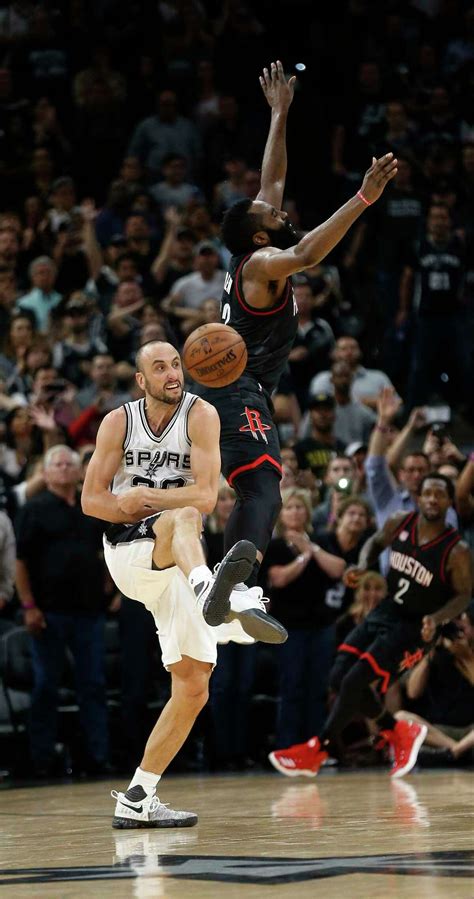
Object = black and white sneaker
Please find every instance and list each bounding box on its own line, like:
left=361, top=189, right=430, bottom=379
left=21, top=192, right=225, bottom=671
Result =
left=195, top=540, right=256, bottom=627
left=111, top=785, right=198, bottom=829
left=226, top=584, right=288, bottom=644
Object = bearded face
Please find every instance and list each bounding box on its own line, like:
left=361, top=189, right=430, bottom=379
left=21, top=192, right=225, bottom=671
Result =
left=264, top=219, right=301, bottom=250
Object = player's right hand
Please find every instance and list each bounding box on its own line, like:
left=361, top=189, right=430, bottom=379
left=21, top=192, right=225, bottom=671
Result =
left=359, top=153, right=398, bottom=204
left=117, top=487, right=148, bottom=516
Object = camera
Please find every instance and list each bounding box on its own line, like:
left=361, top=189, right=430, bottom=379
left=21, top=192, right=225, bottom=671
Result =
left=335, top=477, right=353, bottom=495
left=431, top=422, right=450, bottom=443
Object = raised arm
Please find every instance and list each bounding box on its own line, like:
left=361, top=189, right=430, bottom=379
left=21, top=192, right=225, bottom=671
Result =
left=256, top=60, right=295, bottom=209
left=111, top=400, right=221, bottom=520
left=247, top=154, right=398, bottom=281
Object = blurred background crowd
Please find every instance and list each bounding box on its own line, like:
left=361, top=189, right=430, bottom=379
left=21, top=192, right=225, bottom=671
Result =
left=0, top=0, right=473, bottom=780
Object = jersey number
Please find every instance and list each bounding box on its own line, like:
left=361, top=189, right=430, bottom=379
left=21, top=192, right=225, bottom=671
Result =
left=394, top=577, right=410, bottom=604
left=222, top=302, right=231, bottom=324
left=131, top=475, right=187, bottom=490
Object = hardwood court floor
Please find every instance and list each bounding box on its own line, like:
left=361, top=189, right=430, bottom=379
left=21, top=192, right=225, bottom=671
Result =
left=0, top=769, right=472, bottom=898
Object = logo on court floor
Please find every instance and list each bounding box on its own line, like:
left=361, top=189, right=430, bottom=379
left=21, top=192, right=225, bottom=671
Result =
left=239, top=407, right=271, bottom=443
left=1, top=850, right=472, bottom=886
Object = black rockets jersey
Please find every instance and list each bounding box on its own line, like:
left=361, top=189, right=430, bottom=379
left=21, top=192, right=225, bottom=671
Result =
left=385, top=512, right=461, bottom=620
left=221, top=252, right=299, bottom=394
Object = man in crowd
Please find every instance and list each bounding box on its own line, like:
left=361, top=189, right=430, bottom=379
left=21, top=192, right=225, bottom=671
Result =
left=310, top=336, right=398, bottom=410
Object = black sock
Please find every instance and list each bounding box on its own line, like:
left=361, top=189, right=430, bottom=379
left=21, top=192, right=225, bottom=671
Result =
left=377, top=711, right=397, bottom=732
left=246, top=560, right=261, bottom=589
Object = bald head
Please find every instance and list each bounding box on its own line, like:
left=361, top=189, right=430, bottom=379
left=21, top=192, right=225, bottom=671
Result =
left=135, top=340, right=176, bottom=374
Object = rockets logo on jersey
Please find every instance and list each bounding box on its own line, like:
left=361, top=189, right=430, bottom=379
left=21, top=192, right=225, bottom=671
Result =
left=239, top=407, right=272, bottom=443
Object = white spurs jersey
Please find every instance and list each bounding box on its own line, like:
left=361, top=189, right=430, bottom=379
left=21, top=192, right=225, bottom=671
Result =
left=111, top=393, right=199, bottom=496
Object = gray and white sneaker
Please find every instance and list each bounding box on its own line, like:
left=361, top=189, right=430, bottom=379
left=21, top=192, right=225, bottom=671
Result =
left=225, top=584, right=288, bottom=644
left=194, top=539, right=257, bottom=627
left=111, top=785, right=198, bottom=829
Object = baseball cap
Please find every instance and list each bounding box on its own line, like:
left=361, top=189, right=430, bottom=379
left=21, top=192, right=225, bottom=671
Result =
left=309, top=393, right=335, bottom=409
left=194, top=239, right=218, bottom=255
left=108, top=233, right=127, bottom=247
left=345, top=441, right=367, bottom=457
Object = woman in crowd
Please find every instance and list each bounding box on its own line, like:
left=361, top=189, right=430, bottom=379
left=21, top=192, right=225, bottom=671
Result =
left=335, top=570, right=387, bottom=644
left=204, top=482, right=258, bottom=771
left=262, top=488, right=350, bottom=747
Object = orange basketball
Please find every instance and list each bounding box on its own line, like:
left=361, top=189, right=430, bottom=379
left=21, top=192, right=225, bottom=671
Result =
left=182, top=323, right=247, bottom=388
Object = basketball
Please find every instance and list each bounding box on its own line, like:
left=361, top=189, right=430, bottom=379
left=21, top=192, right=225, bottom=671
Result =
left=182, top=323, right=247, bottom=388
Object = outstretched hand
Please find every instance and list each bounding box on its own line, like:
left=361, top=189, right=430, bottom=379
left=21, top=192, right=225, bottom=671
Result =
left=259, top=60, right=295, bottom=112
left=360, top=153, right=398, bottom=204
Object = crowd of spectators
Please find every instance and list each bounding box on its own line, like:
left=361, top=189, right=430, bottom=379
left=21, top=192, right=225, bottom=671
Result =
left=0, top=1, right=473, bottom=778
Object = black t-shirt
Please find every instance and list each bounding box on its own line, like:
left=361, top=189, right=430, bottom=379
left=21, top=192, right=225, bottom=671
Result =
left=406, top=234, right=465, bottom=316
left=260, top=537, right=327, bottom=630
left=369, top=188, right=423, bottom=270
left=15, top=490, right=106, bottom=613
left=294, top=437, right=345, bottom=479
left=316, top=529, right=373, bottom=625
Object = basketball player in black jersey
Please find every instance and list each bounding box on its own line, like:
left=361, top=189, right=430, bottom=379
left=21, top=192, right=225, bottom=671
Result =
left=269, top=474, right=472, bottom=778
left=201, top=61, right=398, bottom=586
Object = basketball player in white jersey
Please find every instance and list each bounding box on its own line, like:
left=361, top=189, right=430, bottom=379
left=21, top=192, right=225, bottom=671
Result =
left=82, top=339, right=286, bottom=828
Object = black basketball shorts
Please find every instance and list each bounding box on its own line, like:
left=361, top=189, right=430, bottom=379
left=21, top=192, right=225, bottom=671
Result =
left=200, top=376, right=282, bottom=485
left=332, top=610, right=426, bottom=694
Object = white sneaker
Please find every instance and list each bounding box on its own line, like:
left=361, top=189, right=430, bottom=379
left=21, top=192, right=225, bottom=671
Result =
left=222, top=582, right=288, bottom=644
left=193, top=540, right=256, bottom=627
left=111, top=785, right=198, bottom=829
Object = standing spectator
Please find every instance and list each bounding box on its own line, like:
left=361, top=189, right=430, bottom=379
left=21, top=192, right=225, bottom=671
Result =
left=316, top=496, right=375, bottom=620
left=364, top=388, right=457, bottom=569
left=262, top=489, right=347, bottom=746
left=398, top=203, right=467, bottom=409
left=288, top=279, right=335, bottom=410
left=17, top=257, right=62, bottom=333
left=294, top=394, right=345, bottom=480
left=52, top=294, right=107, bottom=388
left=151, top=209, right=195, bottom=298
left=105, top=282, right=144, bottom=363
left=75, top=353, right=132, bottom=411
left=149, top=153, right=203, bottom=213
left=312, top=455, right=356, bottom=533
left=204, top=483, right=257, bottom=771
left=330, top=361, right=377, bottom=446
left=128, top=89, right=202, bottom=181
left=15, top=445, right=109, bottom=776
left=163, top=241, right=225, bottom=337
left=0, top=503, right=15, bottom=615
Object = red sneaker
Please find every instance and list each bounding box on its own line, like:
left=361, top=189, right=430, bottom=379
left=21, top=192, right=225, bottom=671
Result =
left=381, top=720, right=428, bottom=779
left=268, top=737, right=328, bottom=778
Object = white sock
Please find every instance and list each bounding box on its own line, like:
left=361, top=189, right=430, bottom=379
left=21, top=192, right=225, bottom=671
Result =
left=127, top=766, right=161, bottom=795
left=188, top=565, right=212, bottom=592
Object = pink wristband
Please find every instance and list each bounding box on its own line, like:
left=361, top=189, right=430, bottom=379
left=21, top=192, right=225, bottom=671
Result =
left=22, top=601, right=36, bottom=610
left=357, top=190, right=371, bottom=206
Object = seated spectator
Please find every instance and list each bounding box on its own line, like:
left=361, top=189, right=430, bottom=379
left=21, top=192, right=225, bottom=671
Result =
left=73, top=43, right=126, bottom=110
left=262, top=488, right=347, bottom=747
left=94, top=180, right=132, bottom=248
left=294, top=394, right=345, bottom=481
left=396, top=608, right=474, bottom=766
left=52, top=203, right=102, bottom=296
left=123, top=212, right=159, bottom=284
left=309, top=336, right=398, bottom=410
left=289, top=278, right=335, bottom=410
left=336, top=570, right=387, bottom=644
left=44, top=177, right=77, bottom=236
left=15, top=444, right=109, bottom=776
left=0, top=398, right=62, bottom=482
left=17, top=256, right=62, bottom=333
left=52, top=293, right=107, bottom=388
left=149, top=153, right=203, bottom=213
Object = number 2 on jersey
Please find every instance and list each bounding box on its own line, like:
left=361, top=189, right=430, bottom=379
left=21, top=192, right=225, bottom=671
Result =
left=394, top=577, right=410, bottom=604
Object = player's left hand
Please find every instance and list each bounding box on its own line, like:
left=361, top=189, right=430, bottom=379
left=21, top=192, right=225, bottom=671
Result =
left=259, top=60, right=296, bottom=112
left=421, top=615, right=437, bottom=643
left=117, top=487, right=147, bottom=516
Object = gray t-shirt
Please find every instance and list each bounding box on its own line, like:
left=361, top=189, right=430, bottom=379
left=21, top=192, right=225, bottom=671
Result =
left=170, top=271, right=226, bottom=309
